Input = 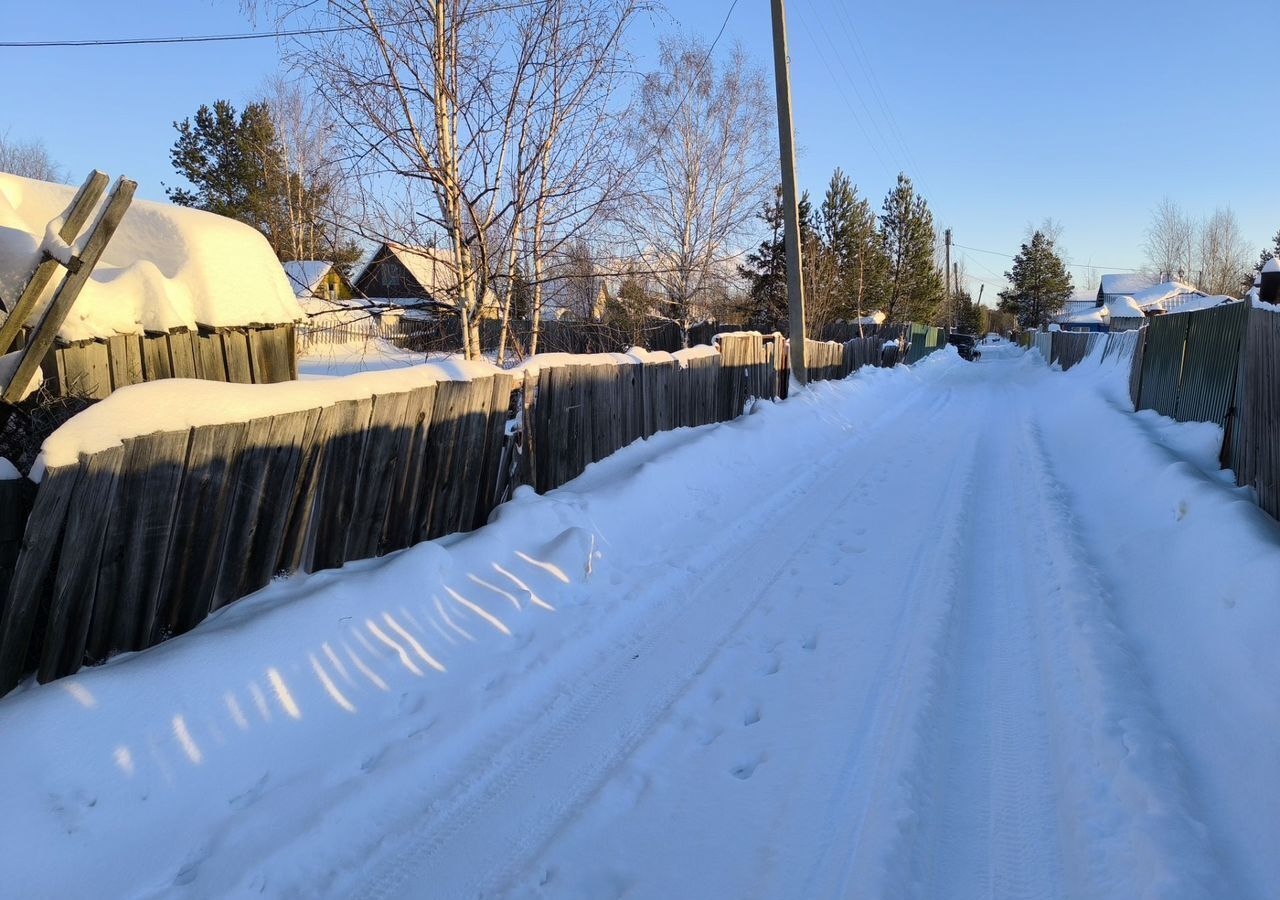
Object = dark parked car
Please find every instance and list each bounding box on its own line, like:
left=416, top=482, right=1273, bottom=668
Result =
left=948, top=332, right=981, bottom=361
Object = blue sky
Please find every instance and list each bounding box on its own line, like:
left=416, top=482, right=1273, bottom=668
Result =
left=2, top=0, right=1276, bottom=298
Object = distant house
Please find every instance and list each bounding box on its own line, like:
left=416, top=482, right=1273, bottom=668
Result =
left=282, top=261, right=357, bottom=304
left=1097, top=273, right=1157, bottom=305
left=352, top=242, right=498, bottom=316
left=1054, top=287, right=1106, bottom=326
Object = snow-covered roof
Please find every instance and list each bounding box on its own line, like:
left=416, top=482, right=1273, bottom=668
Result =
left=1099, top=273, right=1156, bottom=296
left=1060, top=306, right=1107, bottom=325
left=1158, top=294, right=1237, bottom=314
left=375, top=244, right=498, bottom=308
left=1068, top=287, right=1099, bottom=304
left=0, top=173, right=302, bottom=341
left=1105, top=295, right=1147, bottom=319
left=1263, top=257, right=1280, bottom=274
left=1131, top=281, right=1208, bottom=313
left=283, top=260, right=335, bottom=298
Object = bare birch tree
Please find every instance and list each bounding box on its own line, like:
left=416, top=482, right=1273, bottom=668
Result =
left=1143, top=197, right=1196, bottom=282
left=623, top=38, right=775, bottom=342
left=1198, top=206, right=1251, bottom=296
left=253, top=0, right=640, bottom=360
left=0, top=131, right=62, bottom=181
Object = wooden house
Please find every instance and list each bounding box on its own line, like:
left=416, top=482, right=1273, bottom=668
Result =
left=283, top=260, right=357, bottom=304
left=353, top=242, right=499, bottom=317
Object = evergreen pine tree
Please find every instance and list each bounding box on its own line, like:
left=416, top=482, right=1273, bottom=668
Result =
left=819, top=168, right=886, bottom=324
left=997, top=231, right=1073, bottom=328
left=1255, top=228, right=1280, bottom=273
left=954, top=288, right=983, bottom=335
left=878, top=174, right=943, bottom=323
left=167, top=99, right=350, bottom=265
left=739, top=188, right=789, bottom=331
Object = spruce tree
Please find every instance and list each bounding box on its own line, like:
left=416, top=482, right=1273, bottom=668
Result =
left=998, top=231, right=1073, bottom=328
left=878, top=174, right=943, bottom=323
left=819, top=168, right=886, bottom=324
left=1255, top=229, right=1280, bottom=273
left=166, top=99, right=354, bottom=266
left=739, top=188, right=817, bottom=332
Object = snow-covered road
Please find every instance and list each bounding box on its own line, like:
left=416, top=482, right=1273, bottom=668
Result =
left=2, top=345, right=1277, bottom=900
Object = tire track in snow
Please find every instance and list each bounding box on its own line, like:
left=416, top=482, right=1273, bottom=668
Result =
left=892, top=381, right=1069, bottom=899
left=1007, top=412, right=1229, bottom=899
left=795, top=385, right=992, bottom=899
left=341, top=377, right=957, bottom=900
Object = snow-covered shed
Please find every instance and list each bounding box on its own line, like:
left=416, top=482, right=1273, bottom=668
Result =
left=0, top=173, right=303, bottom=399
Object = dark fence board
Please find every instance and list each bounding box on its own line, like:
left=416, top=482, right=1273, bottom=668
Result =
left=38, top=446, right=125, bottom=680
left=0, top=464, right=80, bottom=694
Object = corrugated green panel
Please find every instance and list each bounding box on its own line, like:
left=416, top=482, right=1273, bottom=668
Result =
left=1138, top=313, right=1189, bottom=417
left=1174, top=302, right=1247, bottom=426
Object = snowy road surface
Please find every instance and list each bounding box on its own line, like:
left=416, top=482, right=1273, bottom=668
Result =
left=2, top=345, right=1278, bottom=899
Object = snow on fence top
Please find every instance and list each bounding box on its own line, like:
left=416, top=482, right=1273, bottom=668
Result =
left=0, top=173, right=303, bottom=341
left=32, top=342, right=729, bottom=476
left=33, top=358, right=496, bottom=477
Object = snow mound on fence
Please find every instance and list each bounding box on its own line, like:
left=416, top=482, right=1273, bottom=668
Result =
left=0, top=172, right=302, bottom=341
left=33, top=342, right=733, bottom=477
left=32, top=360, right=500, bottom=477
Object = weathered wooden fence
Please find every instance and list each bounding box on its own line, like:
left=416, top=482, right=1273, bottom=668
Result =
left=40, top=325, right=298, bottom=399
left=0, top=325, right=947, bottom=694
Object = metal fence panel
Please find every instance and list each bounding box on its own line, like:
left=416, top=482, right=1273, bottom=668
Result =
left=1174, top=302, right=1248, bottom=427
left=1137, top=313, right=1190, bottom=418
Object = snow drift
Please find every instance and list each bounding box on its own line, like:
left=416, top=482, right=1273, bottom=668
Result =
left=0, top=173, right=302, bottom=341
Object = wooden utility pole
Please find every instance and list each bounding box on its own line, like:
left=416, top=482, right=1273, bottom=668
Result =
left=770, top=0, right=807, bottom=386
left=944, top=228, right=953, bottom=325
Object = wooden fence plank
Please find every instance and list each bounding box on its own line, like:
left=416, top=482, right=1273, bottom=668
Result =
left=38, top=446, right=124, bottom=680
left=98, top=430, right=192, bottom=655
left=158, top=421, right=249, bottom=637
left=222, top=330, right=254, bottom=384
left=0, top=464, right=80, bottom=695
left=311, top=397, right=375, bottom=571
left=383, top=385, right=438, bottom=552
left=212, top=409, right=314, bottom=605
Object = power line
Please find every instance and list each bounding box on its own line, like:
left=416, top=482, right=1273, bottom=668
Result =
left=954, top=241, right=1143, bottom=273
left=791, top=14, right=894, bottom=179
left=0, top=2, right=547, bottom=48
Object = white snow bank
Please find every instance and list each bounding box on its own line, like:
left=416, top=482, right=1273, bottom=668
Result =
left=34, top=359, right=500, bottom=476
left=0, top=173, right=303, bottom=341
left=0, top=350, right=44, bottom=400
left=0, top=355, right=944, bottom=899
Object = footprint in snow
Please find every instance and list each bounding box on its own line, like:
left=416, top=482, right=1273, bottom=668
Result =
left=729, top=753, right=767, bottom=781
left=743, top=705, right=762, bottom=727
left=762, top=654, right=781, bottom=676
left=802, top=634, right=819, bottom=652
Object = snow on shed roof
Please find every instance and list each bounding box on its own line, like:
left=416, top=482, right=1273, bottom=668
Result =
left=0, top=173, right=302, bottom=341
left=1126, top=280, right=1205, bottom=311
left=283, top=260, right=335, bottom=298
left=1263, top=257, right=1280, bottom=274
left=1100, top=273, right=1156, bottom=295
